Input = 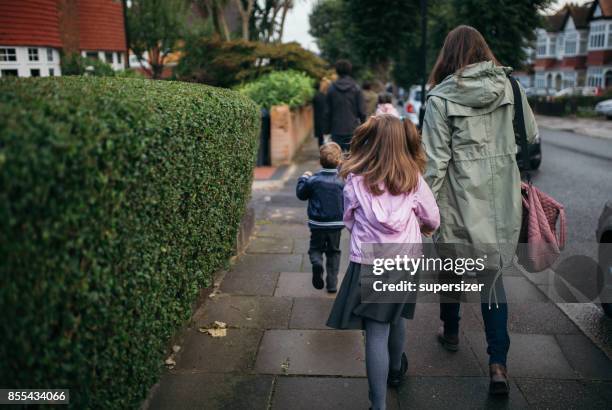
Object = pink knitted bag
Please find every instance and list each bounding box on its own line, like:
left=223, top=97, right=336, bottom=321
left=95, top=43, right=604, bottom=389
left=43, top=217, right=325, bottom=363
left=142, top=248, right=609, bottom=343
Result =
left=517, top=182, right=567, bottom=272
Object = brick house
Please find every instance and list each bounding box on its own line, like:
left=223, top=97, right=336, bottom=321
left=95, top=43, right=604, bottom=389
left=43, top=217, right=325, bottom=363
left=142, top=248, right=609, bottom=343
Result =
left=533, top=0, right=612, bottom=91
left=586, top=0, right=612, bottom=87
left=0, top=0, right=127, bottom=78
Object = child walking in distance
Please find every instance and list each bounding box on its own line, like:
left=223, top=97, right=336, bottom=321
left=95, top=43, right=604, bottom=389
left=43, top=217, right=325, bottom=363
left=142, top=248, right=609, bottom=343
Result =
left=296, top=142, right=344, bottom=292
left=375, top=92, right=400, bottom=118
left=327, top=115, right=440, bottom=410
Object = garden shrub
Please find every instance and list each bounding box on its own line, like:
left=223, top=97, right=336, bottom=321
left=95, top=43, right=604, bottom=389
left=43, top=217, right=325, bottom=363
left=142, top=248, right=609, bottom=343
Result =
left=0, top=77, right=259, bottom=408
left=175, top=37, right=328, bottom=87
left=61, top=53, right=116, bottom=76
left=238, top=70, right=315, bottom=108
left=528, top=92, right=612, bottom=117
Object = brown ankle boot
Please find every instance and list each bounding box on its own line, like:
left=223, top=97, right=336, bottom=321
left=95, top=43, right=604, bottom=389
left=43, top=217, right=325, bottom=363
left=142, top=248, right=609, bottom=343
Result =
left=489, top=364, right=509, bottom=395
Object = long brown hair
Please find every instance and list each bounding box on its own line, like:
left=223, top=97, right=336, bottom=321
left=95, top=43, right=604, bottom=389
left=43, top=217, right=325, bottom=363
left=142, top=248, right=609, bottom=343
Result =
left=340, top=115, right=425, bottom=196
left=428, top=25, right=500, bottom=87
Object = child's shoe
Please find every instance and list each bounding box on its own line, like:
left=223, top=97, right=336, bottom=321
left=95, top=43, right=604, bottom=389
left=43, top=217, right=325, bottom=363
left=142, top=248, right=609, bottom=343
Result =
left=312, top=265, right=324, bottom=289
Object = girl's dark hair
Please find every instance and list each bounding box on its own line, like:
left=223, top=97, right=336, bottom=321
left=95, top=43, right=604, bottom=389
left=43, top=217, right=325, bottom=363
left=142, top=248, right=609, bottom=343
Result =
left=428, top=25, right=500, bottom=87
left=378, top=92, right=393, bottom=104
left=340, top=115, right=425, bottom=196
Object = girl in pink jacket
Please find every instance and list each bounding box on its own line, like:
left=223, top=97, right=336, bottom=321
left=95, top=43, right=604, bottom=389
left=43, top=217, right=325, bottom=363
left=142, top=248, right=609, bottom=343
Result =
left=327, top=115, right=440, bottom=410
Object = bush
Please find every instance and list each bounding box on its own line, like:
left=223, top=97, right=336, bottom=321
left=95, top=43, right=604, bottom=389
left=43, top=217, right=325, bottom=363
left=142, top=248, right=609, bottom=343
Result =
left=238, top=70, right=315, bottom=108
left=61, top=53, right=116, bottom=76
left=175, top=37, right=328, bottom=87
left=528, top=93, right=612, bottom=117
left=0, top=77, right=259, bottom=408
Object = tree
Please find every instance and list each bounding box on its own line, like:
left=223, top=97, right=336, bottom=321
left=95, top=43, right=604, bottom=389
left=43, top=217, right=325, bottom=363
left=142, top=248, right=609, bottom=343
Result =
left=197, top=0, right=232, bottom=41
left=309, top=0, right=354, bottom=64
left=251, top=0, right=295, bottom=43
left=344, top=0, right=419, bottom=82
left=449, top=0, right=551, bottom=69
left=234, top=0, right=256, bottom=40
left=128, top=0, right=189, bottom=78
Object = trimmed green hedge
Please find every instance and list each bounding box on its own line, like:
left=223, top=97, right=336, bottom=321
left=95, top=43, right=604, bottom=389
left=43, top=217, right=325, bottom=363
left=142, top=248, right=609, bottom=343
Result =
left=528, top=93, right=612, bottom=117
left=0, top=77, right=259, bottom=408
left=238, top=70, right=315, bottom=108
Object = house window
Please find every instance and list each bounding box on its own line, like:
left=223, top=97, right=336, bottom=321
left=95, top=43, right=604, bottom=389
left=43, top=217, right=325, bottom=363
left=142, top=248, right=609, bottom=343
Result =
left=535, top=72, right=546, bottom=88
left=28, top=48, right=39, bottom=61
left=587, top=67, right=603, bottom=87
left=565, top=32, right=577, bottom=55
left=47, top=48, right=53, bottom=62
left=0, top=48, right=17, bottom=62
left=49, top=68, right=55, bottom=76
left=30, top=69, right=40, bottom=77
left=589, top=23, right=606, bottom=49
left=105, top=52, right=113, bottom=63
left=117, top=52, right=122, bottom=64
left=1, top=69, right=18, bottom=77
left=86, top=51, right=99, bottom=60
left=563, top=72, right=576, bottom=88
left=537, top=36, right=547, bottom=57
left=549, top=42, right=556, bottom=57
left=608, top=24, right=612, bottom=48
left=556, top=35, right=565, bottom=58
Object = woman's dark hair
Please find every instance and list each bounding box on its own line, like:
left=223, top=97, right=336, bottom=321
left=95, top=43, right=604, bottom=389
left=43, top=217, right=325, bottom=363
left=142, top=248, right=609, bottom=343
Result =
left=362, top=81, right=372, bottom=90
left=428, top=25, right=500, bottom=86
left=378, top=92, right=393, bottom=104
left=335, top=59, right=352, bottom=76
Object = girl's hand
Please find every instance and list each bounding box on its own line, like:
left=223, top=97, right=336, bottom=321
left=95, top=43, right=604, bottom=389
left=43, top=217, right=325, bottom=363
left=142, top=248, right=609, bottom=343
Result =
left=302, top=171, right=313, bottom=178
left=420, top=225, right=435, bottom=237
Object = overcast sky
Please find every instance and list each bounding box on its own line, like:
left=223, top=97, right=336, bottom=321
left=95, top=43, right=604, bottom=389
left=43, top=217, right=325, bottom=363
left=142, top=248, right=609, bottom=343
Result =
left=281, top=0, right=593, bottom=54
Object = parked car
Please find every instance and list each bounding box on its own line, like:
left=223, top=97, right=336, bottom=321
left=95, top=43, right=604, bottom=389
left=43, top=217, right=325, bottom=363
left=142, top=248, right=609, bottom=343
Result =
left=554, top=86, right=600, bottom=98
left=595, top=99, right=612, bottom=119
left=516, top=133, right=542, bottom=170
left=596, top=201, right=612, bottom=318
left=403, top=85, right=429, bottom=125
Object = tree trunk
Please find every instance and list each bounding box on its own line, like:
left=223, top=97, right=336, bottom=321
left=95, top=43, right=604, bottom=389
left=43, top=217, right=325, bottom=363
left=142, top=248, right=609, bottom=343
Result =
left=276, top=0, right=291, bottom=42
left=234, top=0, right=254, bottom=41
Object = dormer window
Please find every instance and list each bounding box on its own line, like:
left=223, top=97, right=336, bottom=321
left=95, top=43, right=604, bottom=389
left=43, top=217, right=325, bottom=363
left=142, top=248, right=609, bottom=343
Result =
left=537, top=36, right=548, bottom=57
left=565, top=32, right=577, bottom=55
left=589, top=22, right=606, bottom=49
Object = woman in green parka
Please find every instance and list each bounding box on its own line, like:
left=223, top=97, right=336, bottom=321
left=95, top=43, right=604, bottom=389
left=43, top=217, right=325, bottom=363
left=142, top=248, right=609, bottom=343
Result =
left=421, top=26, right=538, bottom=395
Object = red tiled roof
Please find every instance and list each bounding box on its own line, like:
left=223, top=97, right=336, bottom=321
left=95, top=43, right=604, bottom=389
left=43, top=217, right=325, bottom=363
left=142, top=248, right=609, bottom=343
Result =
left=77, top=0, right=126, bottom=51
left=567, top=4, right=590, bottom=28
left=0, top=0, right=62, bottom=48
left=598, top=0, right=612, bottom=17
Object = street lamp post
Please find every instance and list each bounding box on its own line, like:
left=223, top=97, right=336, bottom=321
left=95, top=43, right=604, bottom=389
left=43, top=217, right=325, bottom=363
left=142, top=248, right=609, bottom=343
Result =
left=419, top=0, right=428, bottom=128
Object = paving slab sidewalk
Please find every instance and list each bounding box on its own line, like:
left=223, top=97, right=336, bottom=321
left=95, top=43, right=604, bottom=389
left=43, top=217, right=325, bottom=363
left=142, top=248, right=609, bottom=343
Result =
left=145, top=138, right=612, bottom=410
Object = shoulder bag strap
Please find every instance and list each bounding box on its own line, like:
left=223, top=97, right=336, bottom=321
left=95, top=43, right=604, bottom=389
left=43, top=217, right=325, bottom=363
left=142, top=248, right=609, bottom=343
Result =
left=508, top=76, right=531, bottom=176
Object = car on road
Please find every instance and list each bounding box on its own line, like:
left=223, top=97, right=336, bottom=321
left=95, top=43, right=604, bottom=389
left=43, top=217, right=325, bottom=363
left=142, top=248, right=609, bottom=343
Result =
left=554, top=86, right=600, bottom=98
left=597, top=201, right=612, bottom=318
left=595, top=99, right=612, bottom=119
left=403, top=85, right=428, bottom=125
left=516, top=133, right=542, bottom=170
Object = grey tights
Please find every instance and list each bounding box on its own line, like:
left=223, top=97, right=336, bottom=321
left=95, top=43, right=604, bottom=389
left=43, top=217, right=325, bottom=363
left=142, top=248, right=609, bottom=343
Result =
left=364, top=318, right=407, bottom=410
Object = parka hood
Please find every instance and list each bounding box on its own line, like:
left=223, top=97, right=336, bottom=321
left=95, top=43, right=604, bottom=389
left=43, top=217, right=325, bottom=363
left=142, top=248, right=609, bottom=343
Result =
left=428, top=61, right=513, bottom=109
left=334, top=76, right=359, bottom=92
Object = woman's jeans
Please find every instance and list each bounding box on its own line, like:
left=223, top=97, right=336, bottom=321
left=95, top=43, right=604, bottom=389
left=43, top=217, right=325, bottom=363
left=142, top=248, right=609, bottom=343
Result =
left=439, top=269, right=510, bottom=366
left=364, top=318, right=406, bottom=410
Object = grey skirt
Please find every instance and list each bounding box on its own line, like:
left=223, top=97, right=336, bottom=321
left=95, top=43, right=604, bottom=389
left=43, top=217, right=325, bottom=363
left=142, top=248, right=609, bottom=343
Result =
left=326, top=262, right=416, bottom=330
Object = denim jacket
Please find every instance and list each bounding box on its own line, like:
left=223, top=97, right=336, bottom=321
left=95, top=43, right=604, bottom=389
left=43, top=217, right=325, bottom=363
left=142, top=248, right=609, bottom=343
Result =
left=296, top=168, right=345, bottom=230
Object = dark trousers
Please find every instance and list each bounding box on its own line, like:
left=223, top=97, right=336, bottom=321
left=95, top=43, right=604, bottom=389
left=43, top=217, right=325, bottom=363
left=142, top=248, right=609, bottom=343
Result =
left=316, top=134, right=324, bottom=146
left=331, top=134, right=352, bottom=152
left=308, top=228, right=342, bottom=290
left=439, top=269, right=510, bottom=366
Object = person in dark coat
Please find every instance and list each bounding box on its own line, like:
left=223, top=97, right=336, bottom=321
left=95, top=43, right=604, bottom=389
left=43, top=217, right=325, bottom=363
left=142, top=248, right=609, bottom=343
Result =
left=325, top=60, right=366, bottom=151
left=312, top=81, right=328, bottom=146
